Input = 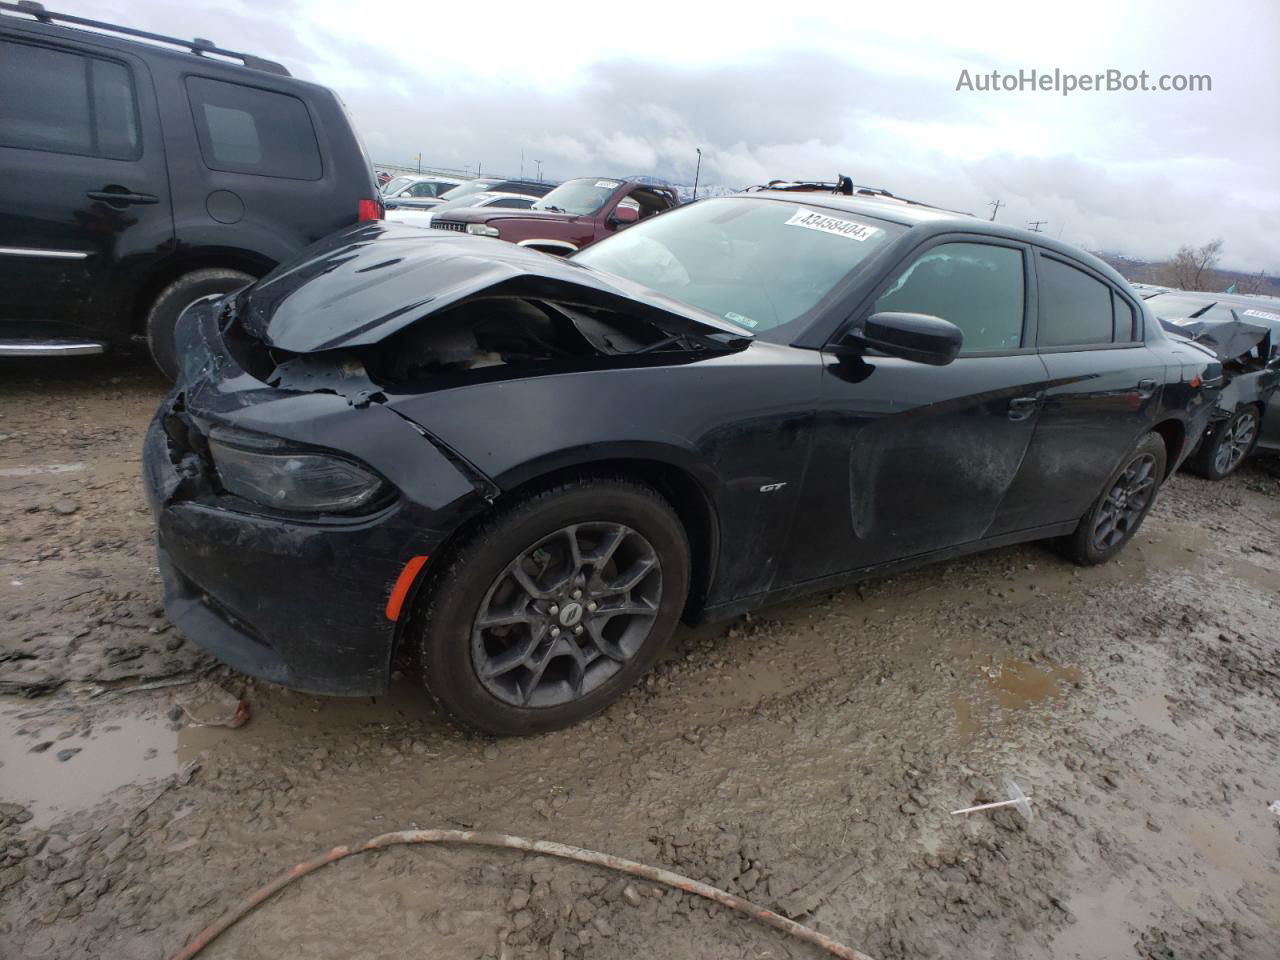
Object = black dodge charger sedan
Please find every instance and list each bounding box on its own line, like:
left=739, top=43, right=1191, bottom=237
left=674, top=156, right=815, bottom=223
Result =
left=144, top=191, right=1220, bottom=734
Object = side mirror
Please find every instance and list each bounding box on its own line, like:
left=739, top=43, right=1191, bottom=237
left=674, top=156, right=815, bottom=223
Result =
left=611, top=205, right=640, bottom=226
left=400, top=191, right=412, bottom=197
left=835, top=312, right=963, bottom=366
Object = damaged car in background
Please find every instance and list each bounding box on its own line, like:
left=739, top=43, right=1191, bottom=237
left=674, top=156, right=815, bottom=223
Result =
left=1144, top=290, right=1280, bottom=473
left=145, top=193, right=1222, bottom=735
left=1156, top=309, right=1279, bottom=478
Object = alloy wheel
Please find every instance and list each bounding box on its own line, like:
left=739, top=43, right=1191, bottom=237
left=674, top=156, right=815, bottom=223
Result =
left=1213, top=412, right=1257, bottom=476
left=471, top=522, right=662, bottom=708
left=1092, top=453, right=1158, bottom=552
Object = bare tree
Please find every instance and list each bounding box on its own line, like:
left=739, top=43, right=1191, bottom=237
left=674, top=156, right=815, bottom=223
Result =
left=1154, top=239, right=1224, bottom=291
left=1236, top=270, right=1269, bottom=296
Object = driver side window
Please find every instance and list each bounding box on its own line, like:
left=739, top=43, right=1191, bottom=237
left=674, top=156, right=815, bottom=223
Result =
left=873, top=242, right=1025, bottom=353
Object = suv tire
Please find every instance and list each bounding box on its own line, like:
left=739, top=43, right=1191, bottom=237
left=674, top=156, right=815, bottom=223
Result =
left=146, top=269, right=254, bottom=380
left=413, top=477, right=690, bottom=736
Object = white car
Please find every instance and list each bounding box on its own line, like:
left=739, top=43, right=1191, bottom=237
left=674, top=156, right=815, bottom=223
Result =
left=385, top=191, right=537, bottom=227
left=381, top=175, right=468, bottom=209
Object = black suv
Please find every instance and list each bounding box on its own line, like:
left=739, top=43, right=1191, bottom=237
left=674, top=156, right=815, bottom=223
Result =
left=0, top=2, right=382, bottom=377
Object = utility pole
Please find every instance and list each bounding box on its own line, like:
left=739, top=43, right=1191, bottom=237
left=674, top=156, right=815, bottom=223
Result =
left=416, top=152, right=421, bottom=174
left=1028, top=220, right=1047, bottom=233
left=692, top=147, right=702, bottom=201
left=534, top=160, right=543, bottom=182
left=988, top=200, right=1002, bottom=221
left=477, top=161, right=482, bottom=177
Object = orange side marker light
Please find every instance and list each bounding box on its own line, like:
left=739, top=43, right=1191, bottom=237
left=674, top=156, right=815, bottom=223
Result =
left=385, top=555, right=428, bottom=622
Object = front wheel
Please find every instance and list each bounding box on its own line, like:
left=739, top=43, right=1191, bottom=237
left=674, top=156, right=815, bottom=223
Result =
left=1185, top=406, right=1260, bottom=480
left=414, top=478, right=690, bottom=736
left=1062, top=432, right=1167, bottom=565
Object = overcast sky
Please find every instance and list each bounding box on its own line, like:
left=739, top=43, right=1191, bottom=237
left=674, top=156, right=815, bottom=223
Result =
left=92, top=0, right=1280, bottom=270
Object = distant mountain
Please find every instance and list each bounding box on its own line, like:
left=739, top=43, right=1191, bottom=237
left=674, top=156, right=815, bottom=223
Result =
left=1093, top=251, right=1279, bottom=297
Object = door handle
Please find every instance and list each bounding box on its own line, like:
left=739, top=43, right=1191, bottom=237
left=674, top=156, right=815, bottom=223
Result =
left=1008, top=396, right=1039, bottom=421
left=86, top=188, right=159, bottom=206
left=1135, top=378, right=1156, bottom=399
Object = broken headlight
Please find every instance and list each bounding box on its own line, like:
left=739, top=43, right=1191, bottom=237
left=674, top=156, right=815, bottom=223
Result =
left=207, top=428, right=386, bottom=514
left=465, top=223, right=501, bottom=237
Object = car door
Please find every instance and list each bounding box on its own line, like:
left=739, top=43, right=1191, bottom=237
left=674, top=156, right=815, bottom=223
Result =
left=0, top=34, right=172, bottom=344
left=783, top=236, right=1051, bottom=583
left=986, top=251, right=1166, bottom=535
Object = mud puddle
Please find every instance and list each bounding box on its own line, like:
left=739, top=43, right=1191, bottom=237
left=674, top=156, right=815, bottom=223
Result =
left=0, top=707, right=181, bottom=828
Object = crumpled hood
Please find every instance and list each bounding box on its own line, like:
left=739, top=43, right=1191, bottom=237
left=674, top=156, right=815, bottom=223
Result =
left=237, top=222, right=752, bottom=353
left=1159, top=314, right=1273, bottom=363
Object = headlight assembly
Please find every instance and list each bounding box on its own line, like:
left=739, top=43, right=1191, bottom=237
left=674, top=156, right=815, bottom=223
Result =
left=465, top=223, right=501, bottom=237
left=208, top=428, right=386, bottom=514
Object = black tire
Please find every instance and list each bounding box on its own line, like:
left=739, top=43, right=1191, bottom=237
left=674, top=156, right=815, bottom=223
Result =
left=1062, top=432, right=1167, bottom=566
left=413, top=477, right=690, bottom=736
left=1184, top=405, right=1261, bottom=480
left=146, top=268, right=254, bottom=380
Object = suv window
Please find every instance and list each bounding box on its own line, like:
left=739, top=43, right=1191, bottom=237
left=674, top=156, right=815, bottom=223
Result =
left=1038, top=256, right=1115, bottom=347
left=185, top=77, right=321, bottom=180
left=0, top=40, right=139, bottom=160
left=874, top=241, right=1024, bottom=353
left=488, top=197, right=532, bottom=208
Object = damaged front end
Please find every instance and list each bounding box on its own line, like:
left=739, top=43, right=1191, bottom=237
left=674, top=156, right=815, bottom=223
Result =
left=221, top=221, right=750, bottom=401
left=1160, top=313, right=1280, bottom=452
left=144, top=224, right=748, bottom=695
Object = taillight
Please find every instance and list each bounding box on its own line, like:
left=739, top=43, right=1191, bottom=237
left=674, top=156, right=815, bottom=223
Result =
left=357, top=198, right=382, bottom=222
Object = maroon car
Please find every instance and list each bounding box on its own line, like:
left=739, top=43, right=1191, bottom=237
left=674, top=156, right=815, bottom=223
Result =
left=431, top=177, right=679, bottom=254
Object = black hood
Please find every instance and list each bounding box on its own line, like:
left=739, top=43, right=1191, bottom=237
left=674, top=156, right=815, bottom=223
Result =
left=236, top=222, right=753, bottom=353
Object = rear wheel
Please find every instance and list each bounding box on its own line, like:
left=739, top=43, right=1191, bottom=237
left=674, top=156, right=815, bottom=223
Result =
left=1185, top=406, right=1260, bottom=480
left=1062, top=432, right=1167, bottom=565
left=146, top=268, right=254, bottom=380
left=414, top=478, right=690, bottom=735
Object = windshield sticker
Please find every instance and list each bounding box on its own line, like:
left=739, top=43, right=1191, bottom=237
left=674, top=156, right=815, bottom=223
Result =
left=725, top=311, right=758, bottom=328
left=595, top=180, right=621, bottom=189
left=784, top=208, right=880, bottom=241
left=1242, top=308, right=1280, bottom=323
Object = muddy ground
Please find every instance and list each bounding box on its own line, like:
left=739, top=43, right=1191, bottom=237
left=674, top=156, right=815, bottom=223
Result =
left=1, top=355, right=1278, bottom=960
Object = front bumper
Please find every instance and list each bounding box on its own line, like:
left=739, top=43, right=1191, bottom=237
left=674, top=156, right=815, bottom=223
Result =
left=141, top=301, right=488, bottom=696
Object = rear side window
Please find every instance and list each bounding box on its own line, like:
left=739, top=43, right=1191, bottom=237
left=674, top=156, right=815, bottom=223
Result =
left=186, top=77, right=321, bottom=180
left=0, top=40, right=139, bottom=160
left=1038, top=256, right=1115, bottom=347
left=873, top=241, right=1025, bottom=353
left=489, top=197, right=532, bottom=208
left=1113, top=291, right=1139, bottom=341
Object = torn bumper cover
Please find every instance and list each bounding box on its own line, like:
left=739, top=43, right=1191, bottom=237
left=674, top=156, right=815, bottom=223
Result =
left=141, top=303, right=487, bottom=696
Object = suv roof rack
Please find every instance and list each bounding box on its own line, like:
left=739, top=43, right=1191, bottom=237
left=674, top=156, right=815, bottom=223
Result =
left=0, top=0, right=291, bottom=76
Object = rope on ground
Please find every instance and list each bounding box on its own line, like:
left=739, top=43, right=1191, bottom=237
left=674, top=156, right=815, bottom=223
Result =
left=168, top=828, right=878, bottom=960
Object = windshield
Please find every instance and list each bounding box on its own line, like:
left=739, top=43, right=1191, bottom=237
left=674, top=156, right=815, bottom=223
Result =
left=381, top=176, right=414, bottom=196
left=574, top=197, right=904, bottom=341
left=533, top=179, right=621, bottom=215
left=439, top=179, right=500, bottom=202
